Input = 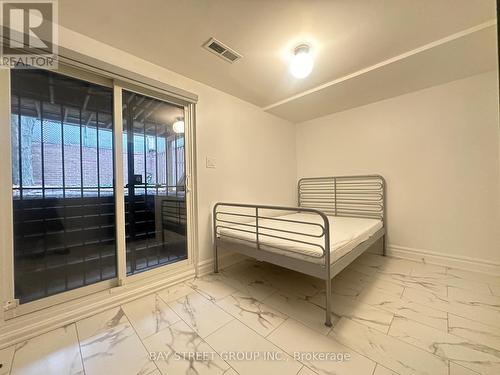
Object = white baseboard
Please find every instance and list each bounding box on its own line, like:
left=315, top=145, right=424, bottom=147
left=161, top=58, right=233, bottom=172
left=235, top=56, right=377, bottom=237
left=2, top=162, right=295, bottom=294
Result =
left=0, top=265, right=195, bottom=349
left=197, top=252, right=247, bottom=276
left=0, top=253, right=245, bottom=349
left=387, top=244, right=500, bottom=276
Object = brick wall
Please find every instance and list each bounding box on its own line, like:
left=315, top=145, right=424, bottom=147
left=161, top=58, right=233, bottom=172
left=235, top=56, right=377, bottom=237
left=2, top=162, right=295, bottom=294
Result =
left=28, top=142, right=174, bottom=189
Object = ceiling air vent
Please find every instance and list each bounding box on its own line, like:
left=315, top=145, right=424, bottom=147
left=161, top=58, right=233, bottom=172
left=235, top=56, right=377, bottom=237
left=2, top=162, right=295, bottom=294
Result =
left=203, top=37, right=242, bottom=63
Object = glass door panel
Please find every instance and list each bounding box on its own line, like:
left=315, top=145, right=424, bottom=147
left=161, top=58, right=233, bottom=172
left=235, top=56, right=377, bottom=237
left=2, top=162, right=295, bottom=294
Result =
left=10, top=69, right=116, bottom=304
left=122, top=90, right=187, bottom=275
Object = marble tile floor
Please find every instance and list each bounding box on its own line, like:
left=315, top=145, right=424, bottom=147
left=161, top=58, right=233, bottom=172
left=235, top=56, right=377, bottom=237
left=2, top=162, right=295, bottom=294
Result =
left=2, top=253, right=500, bottom=375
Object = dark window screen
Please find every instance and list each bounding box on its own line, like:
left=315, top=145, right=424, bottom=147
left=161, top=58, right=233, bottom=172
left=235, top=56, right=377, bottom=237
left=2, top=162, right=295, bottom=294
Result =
left=122, top=90, right=187, bottom=275
left=10, top=69, right=117, bottom=304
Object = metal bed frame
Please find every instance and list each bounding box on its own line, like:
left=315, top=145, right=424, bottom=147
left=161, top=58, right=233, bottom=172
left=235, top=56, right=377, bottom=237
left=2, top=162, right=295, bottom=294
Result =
left=213, top=175, right=386, bottom=327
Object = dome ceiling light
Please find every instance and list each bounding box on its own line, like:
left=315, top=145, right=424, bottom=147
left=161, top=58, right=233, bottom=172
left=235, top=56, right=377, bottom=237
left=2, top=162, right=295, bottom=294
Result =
left=290, top=44, right=314, bottom=79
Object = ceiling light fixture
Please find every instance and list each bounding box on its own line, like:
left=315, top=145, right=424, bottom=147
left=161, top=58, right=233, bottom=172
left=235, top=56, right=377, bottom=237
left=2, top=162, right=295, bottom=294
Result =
left=173, top=119, right=185, bottom=134
left=290, top=44, right=314, bottom=79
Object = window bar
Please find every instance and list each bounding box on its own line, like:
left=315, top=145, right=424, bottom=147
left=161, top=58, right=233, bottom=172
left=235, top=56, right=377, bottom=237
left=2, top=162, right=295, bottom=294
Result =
left=155, top=121, right=158, bottom=196
left=126, top=97, right=137, bottom=274
left=163, top=122, right=169, bottom=260
left=143, top=114, right=147, bottom=199
left=60, top=104, right=69, bottom=291
left=61, top=105, right=66, bottom=199
left=40, top=99, right=48, bottom=297
left=79, top=107, right=86, bottom=285
left=96, top=108, right=103, bottom=281
left=40, top=101, right=45, bottom=199
left=154, top=120, right=160, bottom=265
left=143, top=110, right=151, bottom=263
left=142, top=107, right=149, bottom=268
left=15, top=93, right=24, bottom=260
left=164, top=124, right=170, bottom=196
left=17, top=94, right=22, bottom=200
left=174, top=132, right=178, bottom=197
left=79, top=108, right=84, bottom=198
left=96, top=110, right=101, bottom=197
left=110, top=92, right=117, bottom=279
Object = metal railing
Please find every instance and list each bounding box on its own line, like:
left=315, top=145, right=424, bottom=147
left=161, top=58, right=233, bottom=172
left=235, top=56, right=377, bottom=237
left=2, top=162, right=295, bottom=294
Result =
left=214, top=203, right=330, bottom=259
left=298, top=174, right=385, bottom=221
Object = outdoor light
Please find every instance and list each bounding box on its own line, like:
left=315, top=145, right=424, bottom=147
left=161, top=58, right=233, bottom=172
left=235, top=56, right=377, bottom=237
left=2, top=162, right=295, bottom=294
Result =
left=290, top=44, right=314, bottom=79
left=173, top=119, right=185, bottom=133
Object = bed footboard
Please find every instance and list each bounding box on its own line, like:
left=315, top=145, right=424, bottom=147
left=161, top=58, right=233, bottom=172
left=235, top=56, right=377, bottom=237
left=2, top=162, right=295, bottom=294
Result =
left=213, top=202, right=333, bottom=326
left=213, top=203, right=331, bottom=270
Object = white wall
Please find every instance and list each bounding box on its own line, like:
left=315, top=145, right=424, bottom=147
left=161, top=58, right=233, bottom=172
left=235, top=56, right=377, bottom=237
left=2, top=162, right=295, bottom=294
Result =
left=58, top=27, right=297, bottom=262
left=51, top=27, right=500, bottom=267
left=296, top=71, right=500, bottom=265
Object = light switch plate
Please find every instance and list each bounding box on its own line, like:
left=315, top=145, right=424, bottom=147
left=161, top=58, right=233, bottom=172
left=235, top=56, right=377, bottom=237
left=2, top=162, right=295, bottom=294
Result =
left=206, top=156, right=217, bottom=168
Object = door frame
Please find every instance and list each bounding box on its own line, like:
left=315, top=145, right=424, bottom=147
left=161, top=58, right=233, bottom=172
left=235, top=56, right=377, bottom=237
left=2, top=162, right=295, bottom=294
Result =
left=0, top=63, right=198, bottom=318
left=113, top=80, right=198, bottom=285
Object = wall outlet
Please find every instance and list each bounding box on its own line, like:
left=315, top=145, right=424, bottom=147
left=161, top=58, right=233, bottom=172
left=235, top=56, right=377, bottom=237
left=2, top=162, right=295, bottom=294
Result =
left=206, top=157, right=217, bottom=168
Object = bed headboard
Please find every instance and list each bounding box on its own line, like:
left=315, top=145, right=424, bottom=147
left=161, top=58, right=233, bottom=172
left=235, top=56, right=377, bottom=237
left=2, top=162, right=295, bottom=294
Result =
left=298, top=175, right=385, bottom=221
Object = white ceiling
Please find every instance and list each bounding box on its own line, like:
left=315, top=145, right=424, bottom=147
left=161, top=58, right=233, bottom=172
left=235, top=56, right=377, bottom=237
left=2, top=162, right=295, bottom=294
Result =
left=58, top=0, right=498, bottom=122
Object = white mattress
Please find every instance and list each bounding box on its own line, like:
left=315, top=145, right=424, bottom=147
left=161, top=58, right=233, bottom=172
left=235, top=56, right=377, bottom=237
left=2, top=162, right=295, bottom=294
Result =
left=217, top=212, right=382, bottom=264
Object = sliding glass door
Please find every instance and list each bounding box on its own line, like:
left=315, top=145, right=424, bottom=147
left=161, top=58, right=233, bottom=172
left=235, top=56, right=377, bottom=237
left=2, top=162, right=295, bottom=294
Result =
left=10, top=69, right=116, bottom=303
left=122, top=90, right=187, bottom=275
left=5, top=67, right=194, bottom=313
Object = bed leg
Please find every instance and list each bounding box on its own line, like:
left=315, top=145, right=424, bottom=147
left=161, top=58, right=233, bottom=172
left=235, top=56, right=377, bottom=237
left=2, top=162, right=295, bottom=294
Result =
left=325, top=278, right=332, bottom=327
left=382, top=234, right=387, bottom=257
left=214, top=243, right=219, bottom=273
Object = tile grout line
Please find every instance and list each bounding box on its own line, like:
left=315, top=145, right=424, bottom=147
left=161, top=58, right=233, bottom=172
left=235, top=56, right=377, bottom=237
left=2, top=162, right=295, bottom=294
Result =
left=169, top=278, right=237, bottom=371
left=256, top=319, right=322, bottom=372
left=367, top=318, right=452, bottom=372
left=343, top=312, right=458, bottom=375
left=386, top=311, right=396, bottom=335
left=7, top=340, right=22, bottom=375
left=173, top=275, right=297, bottom=344
left=6, top=343, right=17, bottom=375
left=264, top=316, right=289, bottom=339
left=73, top=322, right=88, bottom=375
left=217, top=274, right=345, bottom=341
left=449, top=361, right=483, bottom=375
left=194, top=313, right=236, bottom=341
left=214, top=292, right=289, bottom=339
left=368, top=293, right=450, bottom=334
left=155, top=281, right=195, bottom=306
left=223, top=365, right=242, bottom=375
left=197, top=328, right=235, bottom=373
left=327, top=318, right=388, bottom=373
left=209, top=281, right=375, bottom=374
left=119, top=303, right=162, bottom=374
left=298, top=316, right=380, bottom=372
left=383, top=311, right=498, bottom=375
left=206, top=304, right=293, bottom=356
left=166, top=287, right=238, bottom=340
